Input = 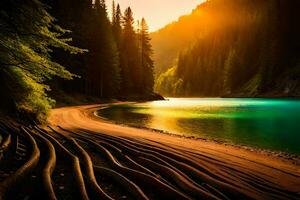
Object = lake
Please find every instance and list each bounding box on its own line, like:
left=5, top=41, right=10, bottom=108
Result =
left=97, top=98, right=300, bottom=155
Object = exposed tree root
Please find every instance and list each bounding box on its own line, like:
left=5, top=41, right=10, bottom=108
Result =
left=0, top=127, right=40, bottom=200
left=0, top=121, right=299, bottom=200
left=31, top=129, right=57, bottom=200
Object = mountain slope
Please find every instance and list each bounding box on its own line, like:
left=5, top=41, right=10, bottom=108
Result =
left=151, top=4, right=205, bottom=75
left=152, top=0, right=300, bottom=97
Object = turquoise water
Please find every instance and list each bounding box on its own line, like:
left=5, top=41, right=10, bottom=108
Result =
left=98, top=98, right=300, bottom=154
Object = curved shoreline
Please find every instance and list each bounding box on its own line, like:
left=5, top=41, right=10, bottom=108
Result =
left=2, top=106, right=300, bottom=199
left=48, top=104, right=300, bottom=197
left=49, top=104, right=300, bottom=167
left=95, top=103, right=300, bottom=163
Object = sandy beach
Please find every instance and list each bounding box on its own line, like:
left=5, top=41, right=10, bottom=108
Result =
left=47, top=104, right=300, bottom=199
left=1, top=103, right=300, bottom=199
left=2, top=0, right=300, bottom=199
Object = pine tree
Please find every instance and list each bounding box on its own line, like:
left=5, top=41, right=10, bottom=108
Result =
left=43, top=0, right=94, bottom=95
left=120, top=7, right=140, bottom=93
left=88, top=0, right=120, bottom=97
left=112, top=0, right=116, bottom=24
left=112, top=3, right=122, bottom=48
left=140, top=18, right=154, bottom=93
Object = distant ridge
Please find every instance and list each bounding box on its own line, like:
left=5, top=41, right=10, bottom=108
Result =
left=152, top=0, right=300, bottom=97
left=151, top=2, right=208, bottom=75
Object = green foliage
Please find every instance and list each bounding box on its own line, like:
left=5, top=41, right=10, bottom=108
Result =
left=49, top=0, right=155, bottom=99
left=155, top=0, right=300, bottom=97
left=0, top=0, right=158, bottom=123
left=223, top=50, right=236, bottom=94
left=0, top=0, right=85, bottom=122
left=240, top=73, right=262, bottom=97
left=11, top=67, right=55, bottom=122
left=155, top=66, right=182, bottom=96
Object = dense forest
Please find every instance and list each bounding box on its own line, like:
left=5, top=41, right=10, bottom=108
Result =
left=154, top=0, right=300, bottom=97
left=0, top=0, right=156, bottom=122
left=2, top=0, right=300, bottom=122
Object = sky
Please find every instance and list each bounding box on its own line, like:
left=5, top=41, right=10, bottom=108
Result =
left=106, top=0, right=204, bottom=32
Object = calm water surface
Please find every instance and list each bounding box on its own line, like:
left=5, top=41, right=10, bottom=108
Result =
left=98, top=98, right=300, bottom=154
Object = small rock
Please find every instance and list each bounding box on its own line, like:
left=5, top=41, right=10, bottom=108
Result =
left=32, top=175, right=37, bottom=178
left=121, top=196, right=127, bottom=199
left=59, top=186, right=64, bottom=190
left=60, top=173, right=64, bottom=177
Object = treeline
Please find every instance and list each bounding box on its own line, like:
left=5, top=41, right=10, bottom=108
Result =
left=155, top=0, right=300, bottom=97
left=46, top=0, right=154, bottom=97
left=0, top=0, right=155, bottom=122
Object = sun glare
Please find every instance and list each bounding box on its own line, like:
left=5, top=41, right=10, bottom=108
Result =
left=106, top=0, right=204, bottom=32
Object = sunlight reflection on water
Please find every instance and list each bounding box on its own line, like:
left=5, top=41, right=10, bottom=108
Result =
left=98, top=98, right=300, bottom=154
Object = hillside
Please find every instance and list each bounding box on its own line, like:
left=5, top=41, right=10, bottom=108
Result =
left=151, top=4, right=205, bottom=75
left=152, top=0, right=300, bottom=97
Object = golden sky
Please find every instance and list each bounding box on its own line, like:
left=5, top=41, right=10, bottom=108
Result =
left=107, top=0, right=204, bottom=32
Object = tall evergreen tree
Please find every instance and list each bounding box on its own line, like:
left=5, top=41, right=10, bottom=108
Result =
left=112, top=0, right=116, bottom=24
left=87, top=0, right=120, bottom=97
left=112, top=3, right=122, bottom=48
left=120, top=7, right=140, bottom=93
left=140, top=18, right=154, bottom=93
